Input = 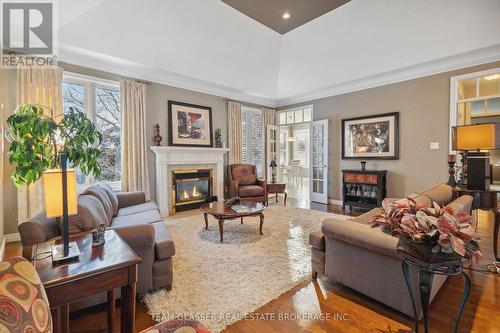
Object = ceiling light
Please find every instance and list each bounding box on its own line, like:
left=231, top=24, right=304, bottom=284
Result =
left=282, top=12, right=290, bottom=19
left=484, top=74, right=500, bottom=81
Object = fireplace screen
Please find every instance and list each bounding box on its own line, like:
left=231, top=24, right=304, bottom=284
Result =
left=172, top=169, right=212, bottom=212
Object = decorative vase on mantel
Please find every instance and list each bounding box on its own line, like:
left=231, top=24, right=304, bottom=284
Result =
left=154, top=124, right=162, bottom=146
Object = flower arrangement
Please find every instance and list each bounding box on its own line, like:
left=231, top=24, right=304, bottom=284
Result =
left=369, top=198, right=482, bottom=263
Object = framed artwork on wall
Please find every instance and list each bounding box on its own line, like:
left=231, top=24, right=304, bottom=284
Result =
left=168, top=100, right=213, bottom=147
left=342, top=112, right=399, bottom=160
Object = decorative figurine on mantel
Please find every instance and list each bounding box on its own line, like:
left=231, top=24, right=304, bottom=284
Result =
left=153, top=124, right=162, bottom=146
left=214, top=128, right=223, bottom=148
left=360, top=161, right=367, bottom=171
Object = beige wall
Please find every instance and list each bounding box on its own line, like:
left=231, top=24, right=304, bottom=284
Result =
left=282, top=61, right=500, bottom=201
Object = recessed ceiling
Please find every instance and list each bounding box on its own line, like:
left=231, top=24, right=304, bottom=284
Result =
left=221, top=0, right=350, bottom=34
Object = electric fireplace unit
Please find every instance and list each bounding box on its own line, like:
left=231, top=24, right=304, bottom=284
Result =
left=172, top=169, right=212, bottom=212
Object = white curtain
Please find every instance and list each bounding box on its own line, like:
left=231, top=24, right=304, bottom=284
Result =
left=16, top=62, right=63, bottom=223
left=261, top=107, right=275, bottom=178
left=120, top=80, right=150, bottom=200
left=228, top=101, right=242, bottom=165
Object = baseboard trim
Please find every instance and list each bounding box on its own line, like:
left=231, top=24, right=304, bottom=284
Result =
left=5, top=233, right=21, bottom=243
left=328, top=199, right=343, bottom=206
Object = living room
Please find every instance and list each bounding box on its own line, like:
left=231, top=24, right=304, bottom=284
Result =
left=1, top=1, right=500, bottom=332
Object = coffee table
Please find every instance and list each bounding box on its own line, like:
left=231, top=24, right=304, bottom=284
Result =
left=200, top=201, right=266, bottom=242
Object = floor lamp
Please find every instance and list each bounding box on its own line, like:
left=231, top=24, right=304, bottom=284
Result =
left=43, top=153, right=80, bottom=263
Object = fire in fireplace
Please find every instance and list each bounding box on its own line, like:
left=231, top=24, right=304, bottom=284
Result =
left=172, top=169, right=212, bottom=212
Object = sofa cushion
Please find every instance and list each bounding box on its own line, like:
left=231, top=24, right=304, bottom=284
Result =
left=117, top=201, right=159, bottom=216
left=238, top=174, right=257, bottom=186
left=85, top=186, right=113, bottom=223
left=239, top=185, right=264, bottom=197
left=309, top=229, right=325, bottom=250
left=99, top=182, right=119, bottom=216
left=395, top=193, right=432, bottom=207
left=153, top=222, right=176, bottom=259
left=65, top=195, right=109, bottom=233
left=423, top=183, right=452, bottom=206
left=111, top=209, right=162, bottom=227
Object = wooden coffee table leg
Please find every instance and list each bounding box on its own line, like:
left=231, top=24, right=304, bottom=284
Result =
left=60, top=305, right=69, bottom=333
left=259, top=213, right=264, bottom=235
left=204, top=212, right=208, bottom=230
left=284, top=192, right=287, bottom=206
left=241, top=217, right=243, bottom=224
left=121, top=282, right=136, bottom=333
left=217, top=218, right=224, bottom=242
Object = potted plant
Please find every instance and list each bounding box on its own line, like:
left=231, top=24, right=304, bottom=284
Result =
left=6, top=104, right=102, bottom=187
left=369, top=198, right=482, bottom=265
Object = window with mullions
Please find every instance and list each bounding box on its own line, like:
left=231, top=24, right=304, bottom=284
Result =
left=62, top=73, right=121, bottom=189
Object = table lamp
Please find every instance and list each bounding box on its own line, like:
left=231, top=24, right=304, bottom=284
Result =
left=43, top=153, right=80, bottom=263
left=269, top=160, right=277, bottom=183
left=452, top=123, right=500, bottom=191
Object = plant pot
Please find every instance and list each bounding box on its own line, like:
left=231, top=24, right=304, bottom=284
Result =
left=396, top=237, right=461, bottom=269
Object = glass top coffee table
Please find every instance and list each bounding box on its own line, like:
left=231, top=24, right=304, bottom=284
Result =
left=200, top=201, right=266, bottom=242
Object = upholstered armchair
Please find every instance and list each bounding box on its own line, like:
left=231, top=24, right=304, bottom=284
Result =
left=228, top=164, right=267, bottom=202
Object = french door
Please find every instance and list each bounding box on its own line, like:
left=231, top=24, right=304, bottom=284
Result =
left=309, top=120, right=329, bottom=204
left=266, top=125, right=280, bottom=181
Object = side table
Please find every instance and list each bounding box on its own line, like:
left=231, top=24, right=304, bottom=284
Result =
left=397, top=239, right=470, bottom=333
left=452, top=188, right=499, bottom=260
left=33, top=230, right=141, bottom=333
left=266, top=183, right=287, bottom=206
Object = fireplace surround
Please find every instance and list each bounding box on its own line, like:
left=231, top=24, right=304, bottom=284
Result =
left=150, top=146, right=228, bottom=216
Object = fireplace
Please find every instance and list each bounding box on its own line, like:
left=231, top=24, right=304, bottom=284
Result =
left=172, top=169, right=212, bottom=212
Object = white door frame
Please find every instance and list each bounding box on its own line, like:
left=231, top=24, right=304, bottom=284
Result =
left=309, top=119, right=329, bottom=204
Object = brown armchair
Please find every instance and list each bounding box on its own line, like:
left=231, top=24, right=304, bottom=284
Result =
left=228, top=164, right=267, bottom=203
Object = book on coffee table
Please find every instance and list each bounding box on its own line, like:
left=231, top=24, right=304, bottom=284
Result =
left=231, top=203, right=264, bottom=214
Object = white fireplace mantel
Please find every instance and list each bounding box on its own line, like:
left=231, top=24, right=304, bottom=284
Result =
left=150, top=146, right=229, bottom=216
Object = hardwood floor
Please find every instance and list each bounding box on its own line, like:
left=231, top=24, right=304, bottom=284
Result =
left=5, top=199, right=500, bottom=332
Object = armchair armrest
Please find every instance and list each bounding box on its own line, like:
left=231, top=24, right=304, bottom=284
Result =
left=228, top=180, right=239, bottom=198
left=321, top=218, right=399, bottom=259
left=116, top=191, right=146, bottom=208
left=256, top=178, right=267, bottom=196
left=18, top=212, right=60, bottom=246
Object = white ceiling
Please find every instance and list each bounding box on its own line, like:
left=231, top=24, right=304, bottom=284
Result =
left=56, top=0, right=500, bottom=107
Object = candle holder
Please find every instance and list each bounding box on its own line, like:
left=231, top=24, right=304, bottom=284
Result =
left=447, top=160, right=457, bottom=187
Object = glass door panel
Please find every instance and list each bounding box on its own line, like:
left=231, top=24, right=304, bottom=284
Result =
left=310, top=119, right=328, bottom=203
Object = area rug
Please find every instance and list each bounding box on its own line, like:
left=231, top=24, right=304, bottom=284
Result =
left=143, top=204, right=350, bottom=333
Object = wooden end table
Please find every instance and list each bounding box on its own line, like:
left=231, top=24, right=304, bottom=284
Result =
left=33, top=230, right=141, bottom=333
left=266, top=183, right=287, bottom=206
left=200, top=201, right=266, bottom=242
left=452, top=187, right=500, bottom=260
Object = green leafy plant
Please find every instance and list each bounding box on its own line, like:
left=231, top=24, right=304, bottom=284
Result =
left=6, top=104, right=102, bottom=187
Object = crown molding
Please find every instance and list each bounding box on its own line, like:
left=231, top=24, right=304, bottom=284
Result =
left=57, top=44, right=278, bottom=107
left=275, top=44, right=500, bottom=107
left=57, top=44, right=500, bottom=109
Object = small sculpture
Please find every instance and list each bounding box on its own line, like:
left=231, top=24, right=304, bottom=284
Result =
left=360, top=161, right=367, bottom=171
left=92, top=224, right=106, bottom=247
left=447, top=154, right=457, bottom=187
left=225, top=196, right=240, bottom=208
left=214, top=128, right=222, bottom=148
left=154, top=124, right=162, bottom=146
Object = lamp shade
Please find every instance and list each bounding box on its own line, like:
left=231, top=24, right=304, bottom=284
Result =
left=452, top=123, right=500, bottom=151
left=42, top=169, right=78, bottom=218
left=269, top=160, right=277, bottom=168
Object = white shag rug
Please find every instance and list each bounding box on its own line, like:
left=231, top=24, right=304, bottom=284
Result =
left=143, top=204, right=349, bottom=332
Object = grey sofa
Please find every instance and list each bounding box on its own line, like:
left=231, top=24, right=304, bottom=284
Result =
left=309, top=183, right=473, bottom=317
left=18, top=183, right=174, bottom=294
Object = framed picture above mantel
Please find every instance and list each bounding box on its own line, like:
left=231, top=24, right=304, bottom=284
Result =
left=168, top=100, right=213, bottom=147
left=342, top=112, right=399, bottom=160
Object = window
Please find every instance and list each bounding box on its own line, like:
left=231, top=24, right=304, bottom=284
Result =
left=278, top=105, right=313, bottom=125
left=241, top=106, right=263, bottom=177
left=62, top=73, right=121, bottom=189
